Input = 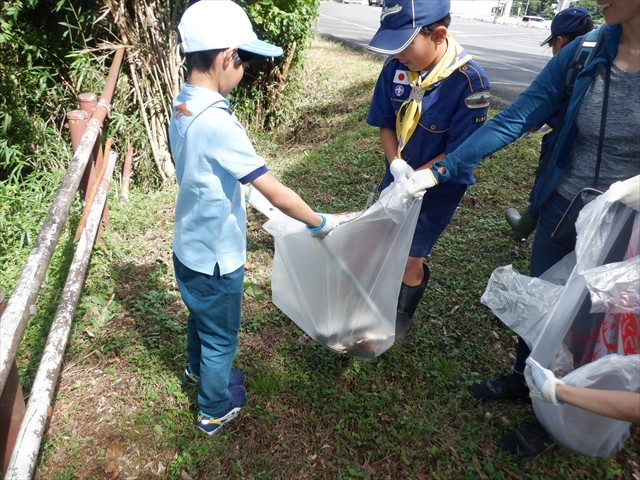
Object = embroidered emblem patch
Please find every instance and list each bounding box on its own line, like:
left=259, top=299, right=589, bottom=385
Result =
left=464, top=92, right=491, bottom=109
left=380, top=4, right=402, bottom=21
left=474, top=115, right=488, bottom=123
left=393, top=70, right=410, bottom=85
left=395, top=85, right=405, bottom=97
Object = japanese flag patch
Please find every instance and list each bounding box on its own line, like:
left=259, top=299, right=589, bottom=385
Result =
left=393, top=70, right=410, bottom=85
left=465, top=91, right=491, bottom=109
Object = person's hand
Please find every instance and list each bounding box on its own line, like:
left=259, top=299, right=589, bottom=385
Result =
left=524, top=357, right=565, bottom=405
left=390, top=158, right=414, bottom=184
left=308, top=214, right=338, bottom=239
left=610, top=175, right=640, bottom=211
left=405, top=169, right=438, bottom=199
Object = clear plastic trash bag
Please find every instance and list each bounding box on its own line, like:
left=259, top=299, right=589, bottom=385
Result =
left=482, top=189, right=640, bottom=457
left=480, top=252, right=575, bottom=349
left=257, top=183, right=421, bottom=360
left=535, top=354, right=639, bottom=458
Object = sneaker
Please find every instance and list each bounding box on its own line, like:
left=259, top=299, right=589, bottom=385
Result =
left=498, top=418, right=555, bottom=462
left=183, top=366, right=245, bottom=388
left=196, top=385, right=247, bottom=436
left=469, top=372, right=530, bottom=403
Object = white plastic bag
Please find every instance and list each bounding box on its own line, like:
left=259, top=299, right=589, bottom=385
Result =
left=480, top=251, right=577, bottom=348
left=533, top=354, right=639, bottom=457
left=482, top=189, right=639, bottom=457
left=260, top=183, right=421, bottom=359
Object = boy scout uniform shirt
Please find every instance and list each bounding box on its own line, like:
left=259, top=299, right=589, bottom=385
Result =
left=169, top=84, right=268, bottom=276
left=367, top=57, right=490, bottom=189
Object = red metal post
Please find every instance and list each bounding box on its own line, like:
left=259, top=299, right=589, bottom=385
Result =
left=0, top=363, right=25, bottom=478
left=0, top=294, right=24, bottom=478
left=76, top=93, right=111, bottom=242
left=67, top=109, right=96, bottom=204
left=120, top=147, right=134, bottom=204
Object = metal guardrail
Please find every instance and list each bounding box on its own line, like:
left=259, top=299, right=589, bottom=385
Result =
left=0, top=48, right=125, bottom=479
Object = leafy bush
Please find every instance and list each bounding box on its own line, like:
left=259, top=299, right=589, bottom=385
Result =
left=0, top=0, right=321, bottom=188
left=233, top=0, right=321, bottom=128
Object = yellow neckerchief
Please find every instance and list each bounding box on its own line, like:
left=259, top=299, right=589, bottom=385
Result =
left=396, top=34, right=472, bottom=158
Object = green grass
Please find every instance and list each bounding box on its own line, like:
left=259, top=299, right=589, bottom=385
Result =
left=3, top=36, right=638, bottom=479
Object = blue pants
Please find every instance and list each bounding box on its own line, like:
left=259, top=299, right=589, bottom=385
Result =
left=173, top=253, right=244, bottom=417
left=513, top=190, right=571, bottom=374
left=410, top=183, right=468, bottom=258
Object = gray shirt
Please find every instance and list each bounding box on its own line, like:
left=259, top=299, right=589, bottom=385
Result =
left=556, top=62, right=640, bottom=201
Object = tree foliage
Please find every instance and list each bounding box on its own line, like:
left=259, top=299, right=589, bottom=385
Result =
left=0, top=0, right=320, bottom=186
left=511, top=0, right=604, bottom=21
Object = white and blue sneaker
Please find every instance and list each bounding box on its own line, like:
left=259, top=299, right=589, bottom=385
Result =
left=196, top=385, right=247, bottom=436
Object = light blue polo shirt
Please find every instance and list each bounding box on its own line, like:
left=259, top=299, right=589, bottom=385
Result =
left=168, top=84, right=268, bottom=275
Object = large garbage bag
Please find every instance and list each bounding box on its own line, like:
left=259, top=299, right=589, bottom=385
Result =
left=481, top=189, right=640, bottom=457
left=258, top=183, right=421, bottom=360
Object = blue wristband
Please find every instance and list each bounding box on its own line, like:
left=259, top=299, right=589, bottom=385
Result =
left=307, top=214, right=326, bottom=231
left=245, top=185, right=253, bottom=203
left=556, top=397, right=564, bottom=405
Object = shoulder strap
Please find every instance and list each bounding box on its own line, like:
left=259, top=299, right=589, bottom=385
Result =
left=565, top=26, right=605, bottom=93
left=534, top=26, right=605, bottom=177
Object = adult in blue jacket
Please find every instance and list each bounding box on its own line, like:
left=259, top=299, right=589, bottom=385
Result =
left=403, top=0, right=640, bottom=462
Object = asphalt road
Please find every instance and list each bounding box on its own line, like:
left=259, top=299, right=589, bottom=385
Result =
left=315, top=1, right=555, bottom=106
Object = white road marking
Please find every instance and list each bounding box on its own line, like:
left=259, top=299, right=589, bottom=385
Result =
left=319, top=13, right=377, bottom=30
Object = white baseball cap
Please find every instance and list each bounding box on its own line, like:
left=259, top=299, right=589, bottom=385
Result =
left=178, top=0, right=283, bottom=57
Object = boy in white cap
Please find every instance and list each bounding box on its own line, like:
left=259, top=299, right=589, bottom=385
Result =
left=170, top=0, right=337, bottom=436
left=366, top=0, right=490, bottom=343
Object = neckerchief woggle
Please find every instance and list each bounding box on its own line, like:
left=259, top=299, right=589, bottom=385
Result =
left=396, top=34, right=472, bottom=158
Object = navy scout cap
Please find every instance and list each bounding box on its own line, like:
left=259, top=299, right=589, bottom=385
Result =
left=540, top=7, right=591, bottom=47
left=367, top=0, right=451, bottom=55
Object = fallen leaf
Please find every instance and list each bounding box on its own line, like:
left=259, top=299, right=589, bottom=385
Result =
left=104, top=441, right=123, bottom=473
left=104, top=458, right=120, bottom=474
left=244, top=262, right=255, bottom=269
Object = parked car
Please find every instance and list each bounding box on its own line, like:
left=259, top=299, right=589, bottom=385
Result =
left=521, top=15, right=549, bottom=29
left=369, top=0, right=383, bottom=5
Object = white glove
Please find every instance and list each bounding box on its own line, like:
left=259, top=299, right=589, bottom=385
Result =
left=308, top=214, right=338, bottom=239
left=609, top=175, right=640, bottom=211
left=390, top=158, right=414, bottom=184
left=524, top=357, right=565, bottom=405
left=405, top=169, right=438, bottom=199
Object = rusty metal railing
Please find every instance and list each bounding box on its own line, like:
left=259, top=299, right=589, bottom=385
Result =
left=0, top=48, right=125, bottom=479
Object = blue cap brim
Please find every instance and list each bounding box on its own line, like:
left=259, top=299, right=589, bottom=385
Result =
left=367, top=27, right=421, bottom=55
left=239, top=39, right=283, bottom=57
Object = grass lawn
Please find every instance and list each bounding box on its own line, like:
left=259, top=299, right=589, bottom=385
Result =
left=6, top=36, right=638, bottom=479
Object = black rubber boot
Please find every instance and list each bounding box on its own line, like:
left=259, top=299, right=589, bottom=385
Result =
left=505, top=207, right=537, bottom=241
left=395, top=264, right=430, bottom=344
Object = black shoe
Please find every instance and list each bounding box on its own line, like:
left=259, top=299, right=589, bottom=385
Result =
left=498, top=418, right=555, bottom=462
left=469, top=373, right=530, bottom=403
